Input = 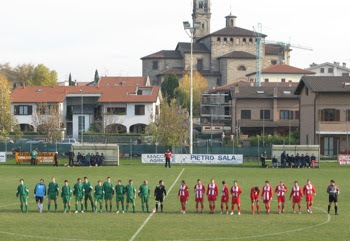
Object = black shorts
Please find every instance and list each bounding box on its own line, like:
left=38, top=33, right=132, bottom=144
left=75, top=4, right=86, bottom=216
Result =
left=36, top=196, right=44, bottom=203
left=155, top=196, right=164, bottom=202
left=329, top=195, right=338, bottom=203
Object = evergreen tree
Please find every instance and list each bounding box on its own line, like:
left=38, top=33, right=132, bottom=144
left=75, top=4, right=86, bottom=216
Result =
left=68, top=73, right=74, bottom=86
left=94, top=69, right=100, bottom=84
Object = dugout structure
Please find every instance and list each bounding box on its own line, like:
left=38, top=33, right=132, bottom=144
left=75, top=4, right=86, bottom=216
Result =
left=72, top=144, right=119, bottom=166
left=272, top=145, right=320, bottom=168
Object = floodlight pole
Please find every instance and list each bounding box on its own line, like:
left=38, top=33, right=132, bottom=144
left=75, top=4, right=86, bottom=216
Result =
left=80, top=90, right=84, bottom=144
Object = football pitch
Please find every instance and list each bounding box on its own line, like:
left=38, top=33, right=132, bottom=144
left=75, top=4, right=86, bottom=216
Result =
left=0, top=160, right=348, bottom=241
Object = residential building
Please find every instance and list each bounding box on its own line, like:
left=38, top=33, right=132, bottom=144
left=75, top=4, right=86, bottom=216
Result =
left=10, top=84, right=161, bottom=140
left=141, top=0, right=289, bottom=88
left=230, top=83, right=299, bottom=137
left=306, top=62, right=350, bottom=76
left=295, top=76, right=350, bottom=156
left=246, top=64, right=315, bottom=83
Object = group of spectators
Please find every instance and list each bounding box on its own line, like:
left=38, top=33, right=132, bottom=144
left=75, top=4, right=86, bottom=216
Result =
left=68, top=151, right=104, bottom=167
left=261, top=151, right=317, bottom=168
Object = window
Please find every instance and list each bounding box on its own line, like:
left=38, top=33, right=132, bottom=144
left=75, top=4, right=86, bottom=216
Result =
left=241, top=110, right=251, bottom=120
left=135, top=105, right=145, bottom=115
left=217, top=37, right=221, bottom=42
left=321, top=109, right=340, bottom=121
left=238, top=65, right=246, bottom=71
left=14, top=105, right=32, bottom=115
left=250, top=78, right=254, bottom=82
left=283, top=91, right=291, bottom=94
left=230, top=37, right=234, bottom=43
left=152, top=61, right=158, bottom=70
left=347, top=110, right=350, bottom=121
left=107, top=107, right=127, bottom=115
left=249, top=38, right=253, bottom=43
left=224, top=37, right=227, bottom=42
left=280, top=110, right=293, bottom=120
left=281, top=78, right=286, bottom=83
left=243, top=38, right=247, bottom=43
left=216, top=78, right=221, bottom=86
left=323, top=137, right=334, bottom=156
left=37, top=104, right=58, bottom=115
left=306, top=87, right=309, bottom=95
left=224, top=107, right=230, bottom=116
left=201, top=23, right=205, bottom=30
left=137, top=89, right=143, bottom=95
left=271, top=60, right=277, bottom=65
left=264, top=78, right=269, bottom=82
left=197, top=59, right=203, bottom=70
left=260, top=110, right=270, bottom=120
left=320, top=68, right=324, bottom=73
left=328, top=68, right=334, bottom=73
left=295, top=111, right=300, bottom=120
left=78, top=116, right=85, bottom=133
left=224, top=94, right=230, bottom=103
left=230, top=19, right=234, bottom=26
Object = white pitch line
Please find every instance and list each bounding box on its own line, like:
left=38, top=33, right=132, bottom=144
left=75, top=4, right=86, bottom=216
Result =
left=164, top=207, right=331, bottom=241
left=129, top=168, right=185, bottom=241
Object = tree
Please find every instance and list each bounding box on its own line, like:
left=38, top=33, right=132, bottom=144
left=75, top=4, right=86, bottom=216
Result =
left=31, top=64, right=58, bottom=86
left=32, top=103, right=63, bottom=143
left=68, top=73, right=74, bottom=86
left=175, top=71, right=207, bottom=117
left=14, top=64, right=34, bottom=86
left=0, top=73, right=18, bottom=139
left=161, top=74, right=179, bottom=102
left=94, top=70, right=100, bottom=84
left=146, top=100, right=188, bottom=147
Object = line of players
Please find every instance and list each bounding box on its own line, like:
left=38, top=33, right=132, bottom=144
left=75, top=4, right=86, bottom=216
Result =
left=16, top=177, right=167, bottom=214
left=179, top=179, right=339, bottom=215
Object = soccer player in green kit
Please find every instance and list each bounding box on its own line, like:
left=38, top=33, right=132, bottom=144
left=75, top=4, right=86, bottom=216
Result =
left=83, top=176, right=94, bottom=212
left=115, top=180, right=125, bottom=214
left=94, top=180, right=104, bottom=213
left=103, top=177, right=114, bottom=212
left=61, top=180, right=72, bottom=213
left=47, top=177, right=59, bottom=212
left=138, top=180, right=151, bottom=213
left=125, top=179, right=137, bottom=213
left=73, top=178, right=85, bottom=213
left=16, top=179, right=29, bottom=213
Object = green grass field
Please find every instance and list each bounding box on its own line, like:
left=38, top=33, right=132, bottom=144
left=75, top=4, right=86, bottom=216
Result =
left=0, top=159, right=348, bottom=241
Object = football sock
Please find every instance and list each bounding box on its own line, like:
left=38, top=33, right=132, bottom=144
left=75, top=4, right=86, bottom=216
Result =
left=133, top=205, right=135, bottom=212
left=91, top=201, right=94, bottom=211
left=220, top=204, right=223, bottom=211
left=20, top=204, right=23, bottom=212
left=99, top=204, right=102, bottom=211
left=161, top=204, right=163, bottom=211
left=251, top=204, right=254, bottom=212
left=298, top=204, right=301, bottom=210
left=278, top=205, right=281, bottom=212
left=110, top=204, right=112, bottom=212
left=335, top=206, right=338, bottom=214
left=25, top=205, right=28, bottom=213
left=55, top=204, right=57, bottom=211
left=213, top=205, right=215, bottom=211
left=231, top=205, right=234, bottom=212
left=328, top=205, right=331, bottom=213
left=117, top=204, right=120, bottom=212
left=142, top=205, right=145, bottom=212
left=196, top=204, right=199, bottom=210
left=81, top=204, right=84, bottom=211
left=64, top=204, right=66, bottom=212
left=48, top=204, right=50, bottom=211
left=226, top=204, right=228, bottom=211
left=257, top=204, right=260, bottom=212
left=155, top=203, right=158, bottom=211
left=68, top=205, right=71, bottom=211
left=282, top=205, right=284, bottom=211
left=75, top=204, right=78, bottom=211
left=105, top=204, right=108, bottom=211
left=122, top=204, right=124, bottom=211
left=238, top=206, right=241, bottom=212
left=146, top=204, right=149, bottom=212
left=201, top=204, right=204, bottom=210
left=126, top=205, right=129, bottom=212
left=85, top=201, right=88, bottom=211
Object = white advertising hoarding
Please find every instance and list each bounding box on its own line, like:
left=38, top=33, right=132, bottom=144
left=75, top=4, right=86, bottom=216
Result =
left=142, top=154, right=243, bottom=165
left=0, top=152, right=6, bottom=163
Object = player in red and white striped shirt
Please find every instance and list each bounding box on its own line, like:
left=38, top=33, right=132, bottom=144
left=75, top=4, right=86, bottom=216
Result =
left=303, top=179, right=316, bottom=214
left=207, top=178, right=218, bottom=214
left=289, top=181, right=303, bottom=214
left=230, top=180, right=242, bottom=215
left=275, top=181, right=288, bottom=214
left=261, top=181, right=273, bottom=214
left=220, top=181, right=229, bottom=214
left=194, top=179, right=206, bottom=213
left=178, top=180, right=189, bottom=214
left=250, top=186, right=260, bottom=214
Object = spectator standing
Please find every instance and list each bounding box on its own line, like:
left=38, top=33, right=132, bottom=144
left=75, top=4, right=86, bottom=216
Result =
left=287, top=154, right=292, bottom=168
left=281, top=151, right=287, bottom=168
left=54, top=152, right=58, bottom=167
left=272, top=156, right=278, bottom=168
left=260, top=152, right=266, bottom=168
left=300, top=154, right=306, bottom=168
left=295, top=153, right=301, bottom=168
left=305, top=154, right=311, bottom=168
left=99, top=153, right=105, bottom=166
left=68, top=150, right=75, bottom=167
left=165, top=150, right=172, bottom=168
left=31, top=148, right=39, bottom=166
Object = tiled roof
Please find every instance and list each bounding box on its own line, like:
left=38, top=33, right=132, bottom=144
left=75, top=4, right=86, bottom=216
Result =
left=211, top=81, right=298, bottom=93
left=176, top=42, right=210, bottom=53
left=141, top=50, right=183, bottom=59
left=231, top=85, right=298, bottom=99
left=265, top=44, right=283, bottom=55
left=11, top=86, right=160, bottom=103
left=156, top=68, right=221, bottom=77
left=246, top=64, right=315, bottom=77
left=198, top=26, right=266, bottom=41
left=157, top=67, right=184, bottom=76
left=99, top=76, right=148, bottom=87
left=218, top=51, right=256, bottom=59
left=295, top=76, right=350, bottom=94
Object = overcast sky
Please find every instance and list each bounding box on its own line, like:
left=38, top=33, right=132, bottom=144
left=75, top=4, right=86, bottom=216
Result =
left=1, top=0, right=350, bottom=82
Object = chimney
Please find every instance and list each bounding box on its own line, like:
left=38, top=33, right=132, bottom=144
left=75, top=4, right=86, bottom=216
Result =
left=273, top=88, right=278, bottom=98
left=234, top=84, right=239, bottom=93
left=343, top=63, right=347, bottom=68
left=225, top=15, right=237, bottom=28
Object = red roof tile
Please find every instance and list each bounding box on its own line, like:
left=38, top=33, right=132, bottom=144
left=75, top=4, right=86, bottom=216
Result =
left=246, top=64, right=315, bottom=76
left=99, top=76, right=148, bottom=87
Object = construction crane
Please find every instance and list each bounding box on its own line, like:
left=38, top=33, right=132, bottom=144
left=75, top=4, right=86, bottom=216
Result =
left=265, top=40, right=313, bottom=65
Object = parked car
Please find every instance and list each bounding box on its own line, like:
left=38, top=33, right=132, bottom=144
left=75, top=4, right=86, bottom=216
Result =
left=59, top=138, right=79, bottom=144
left=26, top=140, right=45, bottom=144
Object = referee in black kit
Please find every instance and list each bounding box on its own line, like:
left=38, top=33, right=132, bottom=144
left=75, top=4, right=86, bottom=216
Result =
left=154, top=180, right=167, bottom=213
left=327, top=180, right=340, bottom=215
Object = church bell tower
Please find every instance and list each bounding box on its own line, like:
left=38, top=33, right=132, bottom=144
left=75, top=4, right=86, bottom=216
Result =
left=192, top=0, right=211, bottom=39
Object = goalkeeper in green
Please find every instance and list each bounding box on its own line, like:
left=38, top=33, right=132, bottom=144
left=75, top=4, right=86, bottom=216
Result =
left=103, top=177, right=114, bottom=212
left=47, top=177, right=59, bottom=212
left=115, top=180, right=125, bottom=214
left=61, top=180, right=72, bottom=213
left=125, top=179, right=137, bottom=213
left=83, top=176, right=94, bottom=212
left=73, top=178, right=85, bottom=213
left=138, top=180, right=151, bottom=212
left=94, top=180, right=104, bottom=213
left=16, top=179, right=29, bottom=213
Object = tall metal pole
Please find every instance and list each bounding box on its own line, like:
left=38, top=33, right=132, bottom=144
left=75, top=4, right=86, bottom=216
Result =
left=190, top=30, right=194, bottom=155
left=80, top=90, right=84, bottom=144
left=347, top=110, right=349, bottom=154
left=289, top=114, right=291, bottom=145
left=262, top=110, right=265, bottom=146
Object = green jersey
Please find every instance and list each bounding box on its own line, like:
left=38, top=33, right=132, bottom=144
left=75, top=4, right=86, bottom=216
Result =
left=103, top=182, right=114, bottom=194
left=16, top=184, right=29, bottom=196
left=48, top=182, right=59, bottom=196
left=115, top=184, right=125, bottom=196
left=83, top=181, right=93, bottom=194
left=31, top=150, right=38, bottom=159
left=73, top=183, right=85, bottom=196
left=94, top=185, right=104, bottom=197
left=61, top=185, right=72, bottom=198
left=125, top=184, right=136, bottom=198
left=138, top=184, right=150, bottom=196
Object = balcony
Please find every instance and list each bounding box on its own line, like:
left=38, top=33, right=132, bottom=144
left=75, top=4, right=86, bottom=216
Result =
left=318, top=122, right=350, bottom=133
left=238, top=119, right=299, bottom=128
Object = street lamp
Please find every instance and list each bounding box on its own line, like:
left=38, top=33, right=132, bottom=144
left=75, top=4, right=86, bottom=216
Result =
left=183, top=21, right=200, bottom=154
left=80, top=90, right=84, bottom=144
